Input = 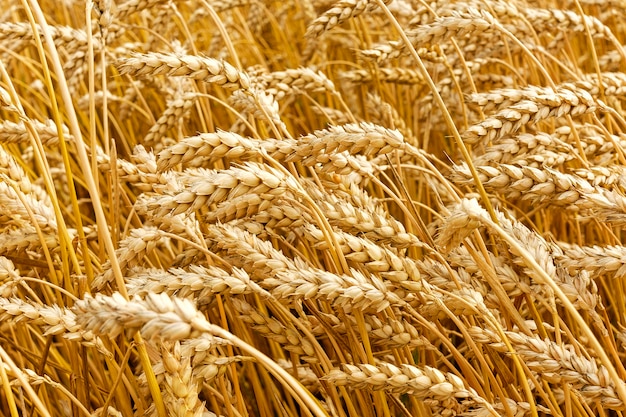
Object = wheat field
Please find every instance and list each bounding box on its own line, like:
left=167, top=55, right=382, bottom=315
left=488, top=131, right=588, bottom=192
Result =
left=1, top=0, right=626, bottom=416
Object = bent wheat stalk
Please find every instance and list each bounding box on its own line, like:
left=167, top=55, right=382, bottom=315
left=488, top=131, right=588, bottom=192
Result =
left=459, top=199, right=626, bottom=406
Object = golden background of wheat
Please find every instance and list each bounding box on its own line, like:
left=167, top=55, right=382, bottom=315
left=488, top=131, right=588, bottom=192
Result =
left=0, top=0, right=625, bottom=416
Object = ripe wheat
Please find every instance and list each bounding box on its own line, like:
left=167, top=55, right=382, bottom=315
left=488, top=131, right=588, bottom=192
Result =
left=5, top=0, right=626, bottom=416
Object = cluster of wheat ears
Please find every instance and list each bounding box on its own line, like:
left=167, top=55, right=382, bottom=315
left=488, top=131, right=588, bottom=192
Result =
left=3, top=0, right=626, bottom=416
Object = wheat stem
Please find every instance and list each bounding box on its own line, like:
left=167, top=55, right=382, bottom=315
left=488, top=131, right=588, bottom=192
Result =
left=374, top=0, right=498, bottom=224
left=470, top=206, right=626, bottom=407
left=0, top=344, right=52, bottom=417
left=22, top=2, right=166, bottom=416
left=207, top=324, right=331, bottom=417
